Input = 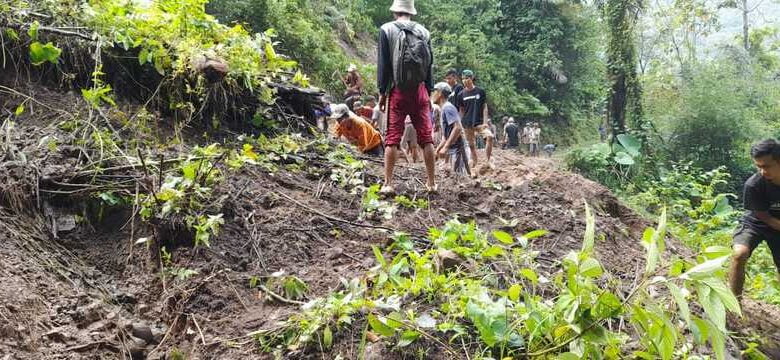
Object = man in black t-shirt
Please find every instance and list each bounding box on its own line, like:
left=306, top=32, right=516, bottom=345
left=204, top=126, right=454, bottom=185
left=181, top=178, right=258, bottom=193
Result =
left=457, top=70, right=494, bottom=172
left=730, top=139, right=780, bottom=299
left=503, top=117, right=519, bottom=149
left=444, top=69, right=464, bottom=111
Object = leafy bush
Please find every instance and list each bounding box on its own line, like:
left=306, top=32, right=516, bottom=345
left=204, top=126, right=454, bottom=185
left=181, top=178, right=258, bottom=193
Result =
left=256, top=207, right=741, bottom=359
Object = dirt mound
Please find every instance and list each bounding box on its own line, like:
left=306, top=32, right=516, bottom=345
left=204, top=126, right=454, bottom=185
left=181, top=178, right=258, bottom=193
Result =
left=1, top=87, right=779, bottom=358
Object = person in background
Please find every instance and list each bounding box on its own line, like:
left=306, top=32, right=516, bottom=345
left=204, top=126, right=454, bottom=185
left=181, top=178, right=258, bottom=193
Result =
left=444, top=69, right=464, bottom=111
left=357, top=97, right=376, bottom=121
left=314, top=97, right=332, bottom=132
left=352, top=100, right=363, bottom=113
left=521, top=121, right=531, bottom=154
left=431, top=98, right=442, bottom=146
left=372, top=96, right=387, bottom=136
left=503, top=117, right=519, bottom=150
left=599, top=123, right=607, bottom=142
left=528, top=122, right=541, bottom=157
left=344, top=64, right=364, bottom=108
left=544, top=144, right=556, bottom=157
left=729, top=139, right=780, bottom=300
left=432, top=82, right=469, bottom=175
left=330, top=104, right=384, bottom=157
left=377, top=0, right=436, bottom=193
left=401, top=117, right=419, bottom=163
left=458, top=69, right=494, bottom=171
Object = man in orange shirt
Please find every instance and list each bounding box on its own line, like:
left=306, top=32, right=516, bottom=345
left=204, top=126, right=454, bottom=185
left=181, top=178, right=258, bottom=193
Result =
left=331, top=104, right=384, bottom=157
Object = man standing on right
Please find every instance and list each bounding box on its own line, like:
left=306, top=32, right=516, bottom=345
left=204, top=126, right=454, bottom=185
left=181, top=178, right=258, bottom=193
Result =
left=377, top=0, right=436, bottom=194
left=458, top=70, right=494, bottom=171
left=730, top=139, right=780, bottom=300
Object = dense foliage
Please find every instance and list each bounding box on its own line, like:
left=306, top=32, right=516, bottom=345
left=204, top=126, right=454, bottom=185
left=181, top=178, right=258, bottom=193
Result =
left=208, top=0, right=607, bottom=145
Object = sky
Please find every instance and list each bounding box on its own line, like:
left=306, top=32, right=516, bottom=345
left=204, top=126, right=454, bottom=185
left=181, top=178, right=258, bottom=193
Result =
left=701, top=1, right=780, bottom=51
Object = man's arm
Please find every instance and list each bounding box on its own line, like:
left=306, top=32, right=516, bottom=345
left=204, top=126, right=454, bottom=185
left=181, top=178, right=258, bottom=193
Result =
left=755, top=211, right=780, bottom=232
left=481, top=102, right=489, bottom=126
left=439, top=121, right=462, bottom=157
left=377, top=28, right=392, bottom=110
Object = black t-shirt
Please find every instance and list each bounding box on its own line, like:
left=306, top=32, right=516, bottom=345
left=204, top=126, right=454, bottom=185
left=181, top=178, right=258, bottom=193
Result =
left=505, top=123, right=519, bottom=146
left=458, top=86, right=487, bottom=127
left=742, top=173, right=780, bottom=233
left=449, top=83, right=464, bottom=110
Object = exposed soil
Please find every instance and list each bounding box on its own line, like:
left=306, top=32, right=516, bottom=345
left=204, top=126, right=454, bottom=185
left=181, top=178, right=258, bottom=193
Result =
left=1, top=83, right=779, bottom=359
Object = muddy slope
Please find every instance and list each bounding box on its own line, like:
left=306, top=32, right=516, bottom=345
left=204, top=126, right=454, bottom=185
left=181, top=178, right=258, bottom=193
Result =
left=1, top=87, right=779, bottom=359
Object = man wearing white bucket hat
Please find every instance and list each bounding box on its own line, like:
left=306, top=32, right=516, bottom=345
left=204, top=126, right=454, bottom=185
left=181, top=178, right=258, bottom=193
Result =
left=377, top=0, right=437, bottom=194
left=343, top=63, right=363, bottom=108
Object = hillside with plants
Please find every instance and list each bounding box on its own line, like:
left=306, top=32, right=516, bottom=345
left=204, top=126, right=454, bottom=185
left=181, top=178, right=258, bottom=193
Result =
left=1, top=0, right=780, bottom=359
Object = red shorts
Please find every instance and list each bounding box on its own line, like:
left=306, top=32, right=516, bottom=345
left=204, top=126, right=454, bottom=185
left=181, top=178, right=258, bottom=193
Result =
left=385, top=84, right=433, bottom=147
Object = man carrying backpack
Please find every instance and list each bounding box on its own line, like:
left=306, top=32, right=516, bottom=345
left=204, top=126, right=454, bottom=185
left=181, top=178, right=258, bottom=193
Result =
left=377, top=0, right=436, bottom=194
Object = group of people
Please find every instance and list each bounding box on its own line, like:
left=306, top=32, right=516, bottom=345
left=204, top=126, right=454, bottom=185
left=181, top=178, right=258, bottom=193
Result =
left=321, top=0, right=780, bottom=306
left=499, top=118, right=544, bottom=156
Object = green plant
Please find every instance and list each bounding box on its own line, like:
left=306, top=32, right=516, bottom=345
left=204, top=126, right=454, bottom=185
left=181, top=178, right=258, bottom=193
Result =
left=394, top=195, right=429, bottom=210
left=256, top=206, right=739, bottom=358
left=361, top=184, right=396, bottom=220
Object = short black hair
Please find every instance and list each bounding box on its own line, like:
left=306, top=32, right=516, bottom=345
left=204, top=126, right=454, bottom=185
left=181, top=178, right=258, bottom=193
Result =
left=751, top=139, right=780, bottom=160
left=445, top=69, right=459, bottom=78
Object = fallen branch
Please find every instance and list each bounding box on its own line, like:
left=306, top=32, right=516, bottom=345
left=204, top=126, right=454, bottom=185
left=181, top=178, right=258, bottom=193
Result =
left=258, top=284, right=305, bottom=306
left=274, top=190, right=397, bottom=233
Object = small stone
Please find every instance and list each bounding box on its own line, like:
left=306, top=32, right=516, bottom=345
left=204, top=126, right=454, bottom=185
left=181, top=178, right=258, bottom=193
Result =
left=44, top=328, right=71, bottom=343
left=128, top=336, right=147, bottom=360
left=326, top=247, right=344, bottom=260
left=130, top=323, right=155, bottom=344
left=363, top=343, right=384, bottom=360
left=434, top=249, right=463, bottom=272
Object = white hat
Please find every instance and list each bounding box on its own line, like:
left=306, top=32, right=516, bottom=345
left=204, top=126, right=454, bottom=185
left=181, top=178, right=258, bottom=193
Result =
left=390, top=0, right=417, bottom=15
left=433, top=82, right=452, bottom=95
left=329, top=104, right=351, bottom=120
left=347, top=63, right=357, bottom=72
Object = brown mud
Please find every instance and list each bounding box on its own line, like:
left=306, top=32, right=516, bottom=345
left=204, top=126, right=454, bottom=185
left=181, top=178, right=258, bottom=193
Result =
left=1, top=84, right=779, bottom=359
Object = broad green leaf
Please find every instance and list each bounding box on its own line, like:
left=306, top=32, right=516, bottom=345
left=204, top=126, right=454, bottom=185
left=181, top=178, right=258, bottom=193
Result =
left=697, top=283, right=726, bottom=331
left=492, top=230, right=514, bottom=245
left=522, top=229, right=549, bottom=240
left=665, top=282, right=691, bottom=326
left=507, top=284, right=522, bottom=302
left=614, top=151, right=635, bottom=165
left=703, top=246, right=732, bottom=259
left=594, top=292, right=622, bottom=318
left=27, top=21, right=39, bottom=40
left=710, top=319, right=726, bottom=360
left=658, top=314, right=677, bottom=360
left=680, top=256, right=729, bottom=280
left=372, top=246, right=387, bottom=267
left=700, top=277, right=741, bottom=316
left=29, top=42, right=62, bottom=66
left=617, top=133, right=642, bottom=157
left=519, top=268, right=538, bottom=284
left=323, top=326, right=333, bottom=349
left=367, top=314, right=395, bottom=337
left=691, top=317, right=711, bottom=345
left=482, top=245, right=506, bottom=258
left=397, top=330, right=420, bottom=347
left=579, top=258, right=603, bottom=278
left=582, top=203, right=595, bottom=254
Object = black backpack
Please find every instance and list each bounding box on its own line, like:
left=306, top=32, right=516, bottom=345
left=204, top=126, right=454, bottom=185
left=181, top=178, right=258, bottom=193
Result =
left=392, top=22, right=431, bottom=91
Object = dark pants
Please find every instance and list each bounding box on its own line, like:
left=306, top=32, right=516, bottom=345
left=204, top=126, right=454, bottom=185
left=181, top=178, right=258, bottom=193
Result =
left=366, top=142, right=385, bottom=157
left=734, top=225, right=780, bottom=271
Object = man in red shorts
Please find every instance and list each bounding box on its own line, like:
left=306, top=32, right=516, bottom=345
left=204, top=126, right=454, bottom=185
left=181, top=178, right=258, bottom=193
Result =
left=377, top=0, right=436, bottom=194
